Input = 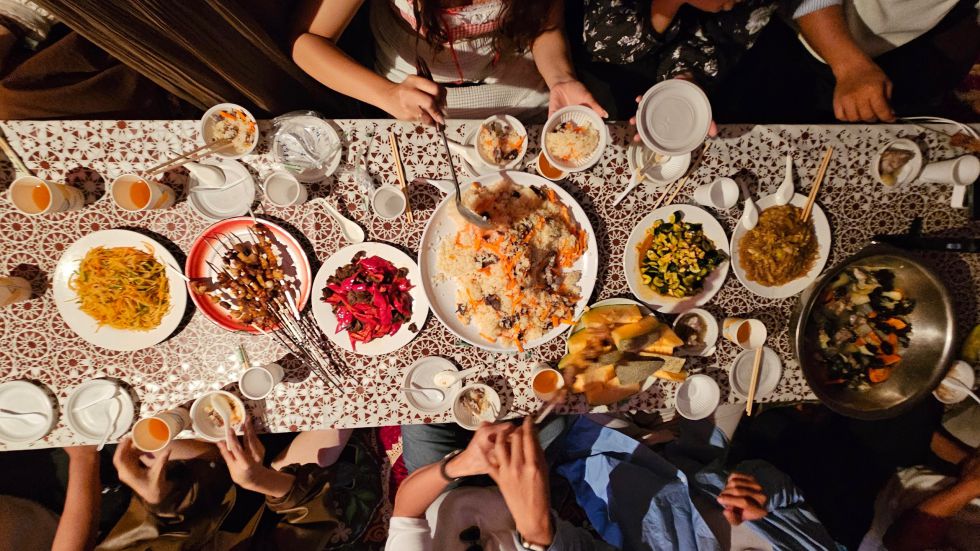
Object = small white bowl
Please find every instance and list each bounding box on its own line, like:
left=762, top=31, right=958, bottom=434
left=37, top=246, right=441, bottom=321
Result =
left=933, top=360, right=976, bottom=404
left=673, top=308, right=719, bottom=357
left=541, top=105, right=607, bottom=173
left=729, top=347, right=783, bottom=400
left=190, top=390, right=246, bottom=442
left=199, top=103, right=259, bottom=159
left=871, top=139, right=922, bottom=191
left=674, top=374, right=720, bottom=420
left=404, top=356, right=460, bottom=413
left=452, top=383, right=501, bottom=431
left=475, top=114, right=528, bottom=169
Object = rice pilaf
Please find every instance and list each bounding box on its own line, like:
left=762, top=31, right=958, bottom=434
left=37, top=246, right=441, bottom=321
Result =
left=437, top=177, right=588, bottom=350
left=545, top=121, right=599, bottom=164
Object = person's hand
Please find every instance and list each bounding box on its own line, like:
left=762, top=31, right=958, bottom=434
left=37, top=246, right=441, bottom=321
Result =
left=549, top=79, right=608, bottom=118
left=113, top=437, right=172, bottom=505
left=64, top=445, right=98, bottom=462
left=959, top=450, right=980, bottom=493
left=445, top=422, right=517, bottom=478
left=628, top=73, right=718, bottom=143
left=487, top=417, right=554, bottom=547
left=217, top=418, right=295, bottom=498
left=717, top=473, right=768, bottom=526
left=381, top=76, right=445, bottom=126
left=832, top=59, right=894, bottom=122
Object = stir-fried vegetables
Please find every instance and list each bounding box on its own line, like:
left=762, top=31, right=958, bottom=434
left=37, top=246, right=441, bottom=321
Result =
left=320, top=252, right=413, bottom=349
left=69, top=245, right=170, bottom=331
left=638, top=211, right=727, bottom=298
left=814, top=267, right=915, bottom=389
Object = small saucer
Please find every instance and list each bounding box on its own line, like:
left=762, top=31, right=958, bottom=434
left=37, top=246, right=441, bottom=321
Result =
left=65, top=379, right=135, bottom=441
left=626, top=144, right=691, bottom=185
left=674, top=374, right=720, bottom=420
left=186, top=159, right=257, bottom=221
left=404, top=356, right=460, bottom=413
left=729, top=347, right=782, bottom=400
left=0, top=380, right=56, bottom=444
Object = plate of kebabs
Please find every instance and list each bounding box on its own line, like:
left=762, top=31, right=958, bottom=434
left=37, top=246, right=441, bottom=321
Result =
left=185, top=217, right=313, bottom=333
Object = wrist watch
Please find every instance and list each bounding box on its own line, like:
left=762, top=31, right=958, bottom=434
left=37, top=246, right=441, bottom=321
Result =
left=439, top=449, right=463, bottom=482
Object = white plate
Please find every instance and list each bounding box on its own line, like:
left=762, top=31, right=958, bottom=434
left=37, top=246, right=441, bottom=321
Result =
left=186, top=159, right=257, bottom=221
left=626, top=144, right=691, bottom=185
left=418, top=170, right=599, bottom=353
left=0, top=381, right=56, bottom=444
left=452, top=383, right=501, bottom=431
left=403, top=356, right=461, bottom=413
left=729, top=193, right=832, bottom=299
left=675, top=374, right=720, bottom=420
left=312, top=242, right=429, bottom=356
left=53, top=229, right=188, bottom=351
left=673, top=307, right=719, bottom=357
left=624, top=204, right=730, bottom=313
left=64, top=379, right=135, bottom=441
left=729, top=346, right=783, bottom=400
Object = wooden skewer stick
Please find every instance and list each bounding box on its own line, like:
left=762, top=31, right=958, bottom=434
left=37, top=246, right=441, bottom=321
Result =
left=745, top=346, right=764, bottom=416
left=801, top=146, right=833, bottom=221
left=652, top=142, right=711, bottom=210
left=144, top=139, right=232, bottom=178
left=387, top=131, right=414, bottom=223
left=0, top=131, right=32, bottom=177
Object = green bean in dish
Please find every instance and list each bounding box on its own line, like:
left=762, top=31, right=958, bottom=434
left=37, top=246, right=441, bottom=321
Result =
left=636, top=211, right=727, bottom=298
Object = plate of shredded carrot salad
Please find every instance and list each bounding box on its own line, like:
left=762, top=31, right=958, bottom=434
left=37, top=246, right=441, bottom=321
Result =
left=53, top=230, right=187, bottom=351
left=419, top=171, right=598, bottom=352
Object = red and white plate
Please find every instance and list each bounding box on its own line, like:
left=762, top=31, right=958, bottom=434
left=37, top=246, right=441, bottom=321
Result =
left=185, top=217, right=312, bottom=333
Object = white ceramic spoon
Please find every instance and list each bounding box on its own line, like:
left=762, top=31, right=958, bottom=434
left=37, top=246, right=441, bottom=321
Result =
left=185, top=161, right=226, bottom=188
left=321, top=200, right=366, bottom=244
left=432, top=367, right=480, bottom=389
left=401, top=386, right=446, bottom=402
left=773, top=154, right=795, bottom=206
left=0, top=409, right=46, bottom=424
left=737, top=180, right=759, bottom=230
left=96, top=399, right=121, bottom=452
left=211, top=394, right=233, bottom=430
left=941, top=378, right=980, bottom=406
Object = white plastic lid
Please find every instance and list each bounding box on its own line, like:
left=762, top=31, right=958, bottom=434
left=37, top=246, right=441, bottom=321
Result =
left=636, top=80, right=712, bottom=156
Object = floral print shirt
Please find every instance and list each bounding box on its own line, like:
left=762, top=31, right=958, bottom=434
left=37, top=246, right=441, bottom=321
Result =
left=582, top=0, right=779, bottom=86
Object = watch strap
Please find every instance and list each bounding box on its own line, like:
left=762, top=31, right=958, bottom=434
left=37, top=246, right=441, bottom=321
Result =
left=439, top=449, right=463, bottom=483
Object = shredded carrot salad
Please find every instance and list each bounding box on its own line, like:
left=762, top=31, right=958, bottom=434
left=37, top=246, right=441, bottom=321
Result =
left=69, top=245, right=170, bottom=331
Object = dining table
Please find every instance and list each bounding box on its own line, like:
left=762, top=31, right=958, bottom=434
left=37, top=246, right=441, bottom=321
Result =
left=0, top=118, right=977, bottom=452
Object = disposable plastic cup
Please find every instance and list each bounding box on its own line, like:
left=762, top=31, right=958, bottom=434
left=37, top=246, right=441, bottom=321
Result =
left=9, top=176, right=84, bottom=215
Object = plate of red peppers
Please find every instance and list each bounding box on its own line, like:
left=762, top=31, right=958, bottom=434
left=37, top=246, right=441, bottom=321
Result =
left=312, top=242, right=429, bottom=355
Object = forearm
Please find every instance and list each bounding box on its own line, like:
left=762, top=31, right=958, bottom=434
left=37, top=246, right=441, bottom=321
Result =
left=292, top=33, right=396, bottom=112
left=52, top=455, right=100, bottom=551
left=883, top=481, right=980, bottom=551
left=246, top=468, right=296, bottom=500
left=650, top=0, right=683, bottom=34
left=531, top=2, right=576, bottom=88
left=797, top=6, right=874, bottom=76
left=393, top=451, right=482, bottom=518
left=917, top=480, right=980, bottom=518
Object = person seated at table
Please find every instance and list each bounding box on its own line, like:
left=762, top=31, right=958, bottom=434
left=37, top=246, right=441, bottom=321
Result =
left=564, top=0, right=779, bottom=119
left=388, top=417, right=616, bottom=550
left=98, top=421, right=380, bottom=550
left=713, top=0, right=979, bottom=123
left=291, top=0, right=605, bottom=123
left=858, top=433, right=980, bottom=551
left=0, top=445, right=101, bottom=551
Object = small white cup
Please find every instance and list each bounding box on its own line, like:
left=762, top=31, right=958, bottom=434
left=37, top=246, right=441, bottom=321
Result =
left=263, top=170, right=308, bottom=207
left=693, top=177, right=739, bottom=209
left=8, top=176, right=85, bottom=215
left=0, top=276, right=31, bottom=307
left=371, top=184, right=407, bottom=219
left=531, top=362, right=565, bottom=401
left=722, top=317, right=767, bottom=350
left=132, top=407, right=190, bottom=452
left=239, top=362, right=285, bottom=400
left=919, top=155, right=979, bottom=209
left=111, top=174, right=175, bottom=211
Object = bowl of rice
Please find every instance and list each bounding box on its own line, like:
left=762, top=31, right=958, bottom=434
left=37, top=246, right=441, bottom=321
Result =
left=476, top=114, right=527, bottom=169
left=542, top=105, right=607, bottom=173
left=200, top=103, right=259, bottom=159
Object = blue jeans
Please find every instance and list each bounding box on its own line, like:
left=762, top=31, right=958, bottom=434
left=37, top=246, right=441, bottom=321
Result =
left=401, top=415, right=574, bottom=473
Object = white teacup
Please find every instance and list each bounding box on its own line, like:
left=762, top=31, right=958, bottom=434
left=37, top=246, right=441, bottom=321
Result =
left=371, top=184, right=407, bottom=219
left=263, top=170, right=308, bottom=207
left=239, top=363, right=285, bottom=400
left=722, top=317, right=767, bottom=350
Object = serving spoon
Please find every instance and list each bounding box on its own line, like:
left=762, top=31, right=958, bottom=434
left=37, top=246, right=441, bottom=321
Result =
left=401, top=386, right=446, bottom=402
left=773, top=153, right=795, bottom=206
left=941, top=377, right=980, bottom=406
left=737, top=180, right=759, bottom=230
left=320, top=200, right=366, bottom=244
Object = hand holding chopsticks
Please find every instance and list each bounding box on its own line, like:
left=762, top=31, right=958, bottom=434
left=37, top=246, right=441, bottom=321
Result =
left=800, top=146, right=833, bottom=221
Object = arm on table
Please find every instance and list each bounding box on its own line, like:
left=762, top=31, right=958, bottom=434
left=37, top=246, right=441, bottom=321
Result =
left=52, top=446, right=101, bottom=551
left=291, top=0, right=444, bottom=124
left=531, top=0, right=607, bottom=117
left=796, top=5, right=895, bottom=122
left=883, top=450, right=980, bottom=551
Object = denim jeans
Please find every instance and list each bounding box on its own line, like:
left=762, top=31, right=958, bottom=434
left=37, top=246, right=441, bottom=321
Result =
left=401, top=415, right=574, bottom=473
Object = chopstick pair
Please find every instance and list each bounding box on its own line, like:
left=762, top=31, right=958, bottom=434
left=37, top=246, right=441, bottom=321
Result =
left=143, top=138, right=232, bottom=178
left=800, top=146, right=833, bottom=221
left=0, top=130, right=31, bottom=177
left=745, top=346, right=764, bottom=416
left=387, top=131, right=415, bottom=223
left=651, top=142, right=711, bottom=211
